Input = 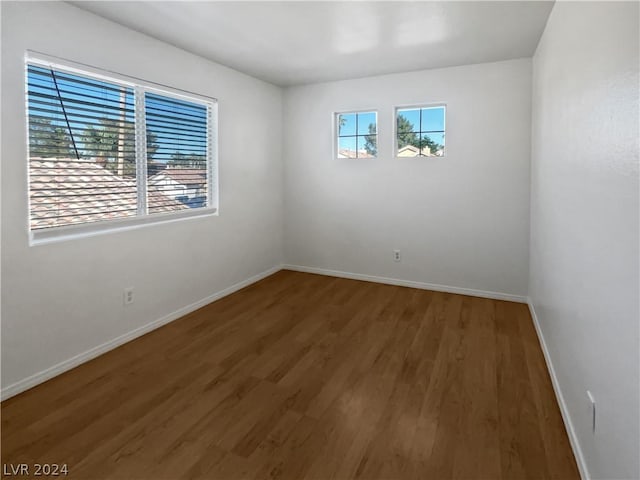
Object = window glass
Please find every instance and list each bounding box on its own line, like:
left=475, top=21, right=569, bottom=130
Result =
left=336, top=111, right=377, bottom=158
left=396, top=106, right=445, bottom=157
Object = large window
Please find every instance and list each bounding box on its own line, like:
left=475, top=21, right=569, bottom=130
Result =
left=336, top=111, right=377, bottom=158
left=395, top=105, right=445, bottom=157
left=26, top=54, right=217, bottom=241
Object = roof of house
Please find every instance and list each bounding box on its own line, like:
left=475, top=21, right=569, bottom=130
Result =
left=29, top=158, right=188, bottom=230
left=337, top=149, right=375, bottom=159
left=397, top=145, right=432, bottom=157
left=149, top=168, right=207, bottom=186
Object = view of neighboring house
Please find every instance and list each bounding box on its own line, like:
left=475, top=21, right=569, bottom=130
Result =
left=148, top=168, right=207, bottom=208
left=396, top=145, right=445, bottom=157
left=337, top=149, right=375, bottom=159
left=29, top=158, right=187, bottom=230
left=337, top=146, right=444, bottom=158
left=397, top=145, right=429, bottom=157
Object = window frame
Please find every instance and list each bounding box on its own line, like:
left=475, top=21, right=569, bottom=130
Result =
left=394, top=103, right=446, bottom=158
left=333, top=109, right=378, bottom=159
left=25, top=51, right=219, bottom=246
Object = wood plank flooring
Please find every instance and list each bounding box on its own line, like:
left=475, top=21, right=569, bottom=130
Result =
left=1, top=270, right=579, bottom=479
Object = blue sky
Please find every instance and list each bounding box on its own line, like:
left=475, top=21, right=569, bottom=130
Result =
left=27, top=65, right=207, bottom=162
left=336, top=111, right=377, bottom=153
left=145, top=92, right=207, bottom=161
left=397, top=107, right=445, bottom=147
left=397, top=107, right=445, bottom=132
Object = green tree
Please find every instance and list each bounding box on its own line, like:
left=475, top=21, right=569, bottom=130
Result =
left=417, top=135, right=443, bottom=155
left=396, top=114, right=443, bottom=154
left=82, top=119, right=158, bottom=177
left=396, top=115, right=420, bottom=149
left=363, top=123, right=377, bottom=156
left=28, top=117, right=74, bottom=158
left=82, top=119, right=134, bottom=176
left=146, top=132, right=159, bottom=159
left=338, top=116, right=347, bottom=134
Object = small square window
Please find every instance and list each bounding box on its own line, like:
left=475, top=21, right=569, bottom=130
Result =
left=336, top=111, right=377, bottom=158
left=396, top=105, right=445, bottom=157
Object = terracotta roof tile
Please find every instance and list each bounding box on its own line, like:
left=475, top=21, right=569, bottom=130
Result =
left=150, top=168, right=207, bottom=185
left=29, top=158, right=188, bottom=230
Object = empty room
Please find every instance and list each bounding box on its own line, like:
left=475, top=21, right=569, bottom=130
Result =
left=1, top=1, right=638, bottom=479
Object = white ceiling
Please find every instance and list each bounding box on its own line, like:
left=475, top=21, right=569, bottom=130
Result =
left=70, top=1, right=554, bottom=87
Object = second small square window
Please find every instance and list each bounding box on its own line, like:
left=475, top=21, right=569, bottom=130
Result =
left=336, top=111, right=377, bottom=158
left=396, top=105, right=445, bottom=157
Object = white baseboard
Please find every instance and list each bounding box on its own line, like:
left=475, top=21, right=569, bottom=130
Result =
left=282, top=264, right=527, bottom=303
left=0, top=265, right=282, bottom=402
left=527, top=299, right=590, bottom=480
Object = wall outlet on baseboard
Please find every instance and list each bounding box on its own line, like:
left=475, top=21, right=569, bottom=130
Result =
left=123, top=287, right=134, bottom=306
left=393, top=250, right=401, bottom=262
left=587, top=390, right=596, bottom=433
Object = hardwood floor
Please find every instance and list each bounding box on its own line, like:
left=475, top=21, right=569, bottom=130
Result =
left=1, top=270, right=579, bottom=479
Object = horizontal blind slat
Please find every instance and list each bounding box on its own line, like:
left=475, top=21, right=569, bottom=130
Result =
left=27, top=89, right=135, bottom=110
left=28, top=66, right=133, bottom=94
left=29, top=107, right=136, bottom=125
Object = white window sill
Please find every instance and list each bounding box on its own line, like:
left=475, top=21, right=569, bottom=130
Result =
left=29, top=207, right=218, bottom=246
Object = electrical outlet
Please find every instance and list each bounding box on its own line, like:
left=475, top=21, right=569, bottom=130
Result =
left=123, top=287, right=134, bottom=306
left=393, top=250, right=401, bottom=262
left=587, top=390, right=596, bottom=433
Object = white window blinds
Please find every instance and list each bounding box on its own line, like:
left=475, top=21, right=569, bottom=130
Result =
left=145, top=92, right=209, bottom=213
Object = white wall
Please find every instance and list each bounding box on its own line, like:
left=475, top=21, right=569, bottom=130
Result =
left=1, top=1, right=284, bottom=393
left=530, top=2, right=639, bottom=479
left=283, top=59, right=532, bottom=297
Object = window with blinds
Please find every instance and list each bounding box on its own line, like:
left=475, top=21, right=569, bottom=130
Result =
left=26, top=55, right=217, bottom=240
